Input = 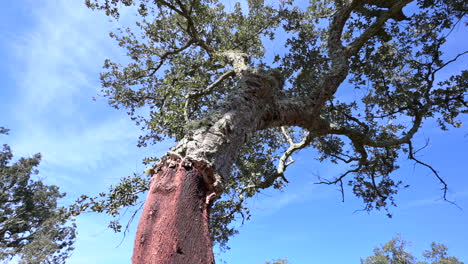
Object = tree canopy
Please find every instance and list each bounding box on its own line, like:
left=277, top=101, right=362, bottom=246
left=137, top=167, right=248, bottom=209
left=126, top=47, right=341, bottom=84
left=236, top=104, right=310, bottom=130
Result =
left=0, top=127, right=76, bottom=263
left=76, top=0, right=467, bottom=251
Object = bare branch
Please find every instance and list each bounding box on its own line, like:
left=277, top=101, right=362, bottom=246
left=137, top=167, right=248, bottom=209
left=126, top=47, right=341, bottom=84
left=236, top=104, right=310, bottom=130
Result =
left=320, top=105, right=427, bottom=149
left=242, top=129, right=315, bottom=191
left=277, top=129, right=314, bottom=178
left=315, top=165, right=361, bottom=185
left=116, top=201, right=145, bottom=247
left=329, top=153, right=360, bottom=163
left=281, top=127, right=294, bottom=145
left=433, top=50, right=468, bottom=76
left=407, top=141, right=459, bottom=208
left=315, top=164, right=363, bottom=202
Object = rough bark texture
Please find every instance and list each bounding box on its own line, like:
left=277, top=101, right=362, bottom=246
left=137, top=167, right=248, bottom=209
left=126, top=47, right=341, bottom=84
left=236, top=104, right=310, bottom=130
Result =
left=133, top=71, right=289, bottom=263
left=132, top=156, right=214, bottom=264
left=133, top=70, right=328, bottom=263
left=171, top=70, right=298, bottom=189
left=132, top=65, right=348, bottom=263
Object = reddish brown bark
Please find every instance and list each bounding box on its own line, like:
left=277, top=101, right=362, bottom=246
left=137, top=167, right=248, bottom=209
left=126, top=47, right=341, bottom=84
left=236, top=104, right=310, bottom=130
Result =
left=132, top=156, right=215, bottom=264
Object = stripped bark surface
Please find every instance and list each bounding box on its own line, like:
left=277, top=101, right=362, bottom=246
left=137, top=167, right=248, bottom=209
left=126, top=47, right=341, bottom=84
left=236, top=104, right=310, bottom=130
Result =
left=133, top=157, right=214, bottom=264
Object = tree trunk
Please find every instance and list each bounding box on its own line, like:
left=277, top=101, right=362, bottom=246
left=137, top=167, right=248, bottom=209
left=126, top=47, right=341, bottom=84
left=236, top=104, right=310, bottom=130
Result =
left=132, top=70, right=304, bottom=263
left=132, top=156, right=215, bottom=264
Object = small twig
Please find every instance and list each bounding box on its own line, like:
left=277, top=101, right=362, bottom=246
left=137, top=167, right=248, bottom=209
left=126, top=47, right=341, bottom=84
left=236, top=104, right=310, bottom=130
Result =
left=315, top=165, right=362, bottom=186
left=116, top=201, right=145, bottom=248
left=432, top=50, right=468, bottom=76
left=339, top=179, right=345, bottom=202
left=407, top=141, right=460, bottom=209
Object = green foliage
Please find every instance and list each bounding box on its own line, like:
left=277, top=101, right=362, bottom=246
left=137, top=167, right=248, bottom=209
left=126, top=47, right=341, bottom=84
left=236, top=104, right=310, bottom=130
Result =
left=80, top=0, right=467, bottom=248
left=362, top=236, right=464, bottom=264
left=71, top=172, right=150, bottom=233
left=0, top=128, right=76, bottom=263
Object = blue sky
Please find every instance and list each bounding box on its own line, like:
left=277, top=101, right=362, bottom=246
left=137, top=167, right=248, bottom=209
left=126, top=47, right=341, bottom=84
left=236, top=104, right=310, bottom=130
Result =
left=0, top=1, right=467, bottom=263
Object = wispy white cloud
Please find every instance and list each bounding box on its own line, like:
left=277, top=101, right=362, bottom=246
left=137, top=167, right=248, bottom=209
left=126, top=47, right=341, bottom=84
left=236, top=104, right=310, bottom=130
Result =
left=9, top=2, right=114, bottom=114
left=249, top=180, right=336, bottom=217
left=1, top=1, right=166, bottom=263
left=3, top=0, right=155, bottom=181
left=401, top=190, right=468, bottom=210
left=67, top=214, right=138, bottom=264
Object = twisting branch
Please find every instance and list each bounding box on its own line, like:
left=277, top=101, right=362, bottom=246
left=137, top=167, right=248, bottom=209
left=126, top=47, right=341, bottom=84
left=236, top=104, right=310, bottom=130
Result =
left=328, top=101, right=370, bottom=131
left=328, top=0, right=359, bottom=55
left=193, top=70, right=236, bottom=97
left=320, top=105, right=427, bottom=149
left=184, top=70, right=235, bottom=121
left=277, top=128, right=315, bottom=180
left=242, top=128, right=315, bottom=191
left=157, top=0, right=185, bottom=16
left=346, top=0, right=413, bottom=56
left=281, top=126, right=294, bottom=145
left=219, top=192, right=246, bottom=224
left=329, top=153, right=360, bottom=163
left=323, top=0, right=358, bottom=83
left=158, top=0, right=214, bottom=54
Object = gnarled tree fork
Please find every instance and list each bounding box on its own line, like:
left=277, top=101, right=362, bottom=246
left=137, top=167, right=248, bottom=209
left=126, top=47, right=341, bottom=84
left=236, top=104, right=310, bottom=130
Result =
left=77, top=0, right=467, bottom=263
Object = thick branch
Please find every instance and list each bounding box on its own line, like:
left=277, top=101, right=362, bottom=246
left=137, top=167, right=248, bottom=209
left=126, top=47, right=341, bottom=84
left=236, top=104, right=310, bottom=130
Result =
left=277, top=128, right=314, bottom=178
left=346, top=0, right=413, bottom=56
left=192, top=70, right=236, bottom=98
left=158, top=0, right=214, bottom=54
left=320, top=107, right=426, bottom=148
left=243, top=128, right=314, bottom=191
left=328, top=1, right=359, bottom=57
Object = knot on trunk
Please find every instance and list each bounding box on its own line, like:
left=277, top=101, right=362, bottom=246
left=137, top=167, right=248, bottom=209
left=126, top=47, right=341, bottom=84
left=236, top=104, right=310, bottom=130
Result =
left=242, top=69, right=285, bottom=99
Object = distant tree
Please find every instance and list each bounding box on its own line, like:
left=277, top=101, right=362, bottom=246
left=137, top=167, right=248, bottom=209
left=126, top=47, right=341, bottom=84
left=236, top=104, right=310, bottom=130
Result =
left=422, top=243, right=464, bottom=264
left=0, top=127, right=76, bottom=263
left=265, top=259, right=289, bottom=264
left=76, top=0, right=467, bottom=263
left=362, top=236, right=464, bottom=264
left=362, top=236, right=417, bottom=264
